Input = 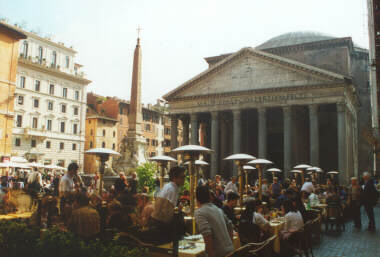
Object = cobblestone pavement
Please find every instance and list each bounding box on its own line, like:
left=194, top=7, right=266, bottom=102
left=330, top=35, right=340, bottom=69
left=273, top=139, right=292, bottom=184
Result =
left=313, top=205, right=380, bottom=257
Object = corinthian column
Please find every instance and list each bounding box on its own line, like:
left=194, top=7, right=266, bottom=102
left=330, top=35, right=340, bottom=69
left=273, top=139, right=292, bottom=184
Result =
left=170, top=116, right=178, bottom=149
left=258, top=108, right=267, bottom=158
left=190, top=113, right=199, bottom=145
left=309, top=104, right=319, bottom=166
left=210, top=111, right=219, bottom=178
left=283, top=106, right=292, bottom=178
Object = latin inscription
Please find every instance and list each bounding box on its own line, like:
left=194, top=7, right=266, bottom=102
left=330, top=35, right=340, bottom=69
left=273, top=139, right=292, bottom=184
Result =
left=196, top=93, right=308, bottom=107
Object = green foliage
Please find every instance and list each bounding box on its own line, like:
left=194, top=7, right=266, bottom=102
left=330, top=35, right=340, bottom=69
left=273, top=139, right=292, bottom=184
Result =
left=136, top=162, right=157, bottom=193
left=0, top=220, right=148, bottom=257
left=0, top=219, right=39, bottom=257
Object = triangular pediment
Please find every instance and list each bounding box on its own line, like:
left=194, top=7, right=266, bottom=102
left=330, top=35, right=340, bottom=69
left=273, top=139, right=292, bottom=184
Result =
left=164, top=48, right=348, bottom=99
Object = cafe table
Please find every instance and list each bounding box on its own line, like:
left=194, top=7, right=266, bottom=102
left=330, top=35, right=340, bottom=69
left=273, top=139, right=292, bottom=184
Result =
left=268, top=217, right=285, bottom=254
left=152, top=234, right=241, bottom=257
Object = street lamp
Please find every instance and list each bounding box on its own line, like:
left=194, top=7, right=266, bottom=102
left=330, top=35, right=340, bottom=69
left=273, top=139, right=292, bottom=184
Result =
left=294, top=164, right=312, bottom=185
left=243, top=165, right=256, bottom=194
left=247, top=159, right=273, bottom=201
left=171, top=145, right=213, bottom=234
left=85, top=148, right=120, bottom=194
left=149, top=155, right=177, bottom=189
left=224, top=153, right=256, bottom=207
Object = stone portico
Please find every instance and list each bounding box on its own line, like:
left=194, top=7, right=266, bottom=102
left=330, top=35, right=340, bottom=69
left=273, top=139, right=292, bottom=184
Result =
left=164, top=46, right=359, bottom=184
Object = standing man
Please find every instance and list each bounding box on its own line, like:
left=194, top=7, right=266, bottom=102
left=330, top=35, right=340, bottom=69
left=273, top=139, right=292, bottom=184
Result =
left=59, top=163, right=78, bottom=220
left=195, top=185, right=234, bottom=257
left=347, top=177, right=363, bottom=229
left=225, top=177, right=238, bottom=194
left=362, top=172, right=378, bottom=231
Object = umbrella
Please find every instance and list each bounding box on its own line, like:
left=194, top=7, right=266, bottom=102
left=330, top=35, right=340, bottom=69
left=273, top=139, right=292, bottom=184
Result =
left=10, top=156, right=29, bottom=163
left=0, top=162, right=31, bottom=169
left=28, top=162, right=46, bottom=168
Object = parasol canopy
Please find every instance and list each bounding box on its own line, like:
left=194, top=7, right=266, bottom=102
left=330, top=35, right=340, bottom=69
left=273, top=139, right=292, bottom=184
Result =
left=294, top=164, right=312, bottom=169
left=85, top=148, right=121, bottom=156
left=149, top=155, right=177, bottom=162
left=248, top=158, right=273, bottom=165
left=223, top=153, right=256, bottom=161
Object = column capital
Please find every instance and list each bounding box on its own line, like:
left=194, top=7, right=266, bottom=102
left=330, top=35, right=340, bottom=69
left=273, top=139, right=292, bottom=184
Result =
left=337, top=102, right=346, bottom=113
left=211, top=111, right=219, bottom=119
left=283, top=106, right=292, bottom=117
left=190, top=112, right=198, bottom=121
left=257, top=107, right=266, bottom=115
left=232, top=109, right=241, bottom=119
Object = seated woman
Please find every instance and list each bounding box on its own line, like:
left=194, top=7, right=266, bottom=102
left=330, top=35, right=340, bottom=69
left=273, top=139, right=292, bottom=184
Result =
left=281, top=199, right=304, bottom=239
left=238, top=199, right=268, bottom=244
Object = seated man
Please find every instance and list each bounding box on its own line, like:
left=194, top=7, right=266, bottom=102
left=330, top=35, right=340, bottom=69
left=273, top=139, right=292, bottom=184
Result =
left=68, top=192, right=100, bottom=239
left=151, top=166, right=185, bottom=224
left=222, top=191, right=239, bottom=226
left=195, top=185, right=234, bottom=257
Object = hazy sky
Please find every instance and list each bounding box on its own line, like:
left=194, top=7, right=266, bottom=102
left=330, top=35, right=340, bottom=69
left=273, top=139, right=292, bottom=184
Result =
left=0, top=0, right=369, bottom=104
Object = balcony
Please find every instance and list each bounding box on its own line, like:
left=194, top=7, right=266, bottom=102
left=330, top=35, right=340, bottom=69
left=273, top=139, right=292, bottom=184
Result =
left=24, top=127, right=47, bottom=140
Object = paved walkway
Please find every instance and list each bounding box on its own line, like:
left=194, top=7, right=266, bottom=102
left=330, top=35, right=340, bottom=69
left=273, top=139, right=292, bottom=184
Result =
left=313, top=204, right=380, bottom=257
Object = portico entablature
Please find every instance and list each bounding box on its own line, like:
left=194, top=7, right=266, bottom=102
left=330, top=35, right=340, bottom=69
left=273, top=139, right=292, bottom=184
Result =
left=168, top=83, right=354, bottom=114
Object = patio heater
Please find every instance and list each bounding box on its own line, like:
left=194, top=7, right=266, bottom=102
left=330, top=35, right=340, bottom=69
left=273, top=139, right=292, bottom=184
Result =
left=247, top=159, right=273, bottom=201
left=149, top=155, right=177, bottom=189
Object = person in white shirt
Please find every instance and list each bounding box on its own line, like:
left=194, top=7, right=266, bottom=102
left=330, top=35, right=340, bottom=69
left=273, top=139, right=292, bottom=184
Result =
left=59, top=163, right=78, bottom=222
left=281, top=199, right=304, bottom=239
left=158, top=166, right=185, bottom=206
left=225, top=177, right=238, bottom=194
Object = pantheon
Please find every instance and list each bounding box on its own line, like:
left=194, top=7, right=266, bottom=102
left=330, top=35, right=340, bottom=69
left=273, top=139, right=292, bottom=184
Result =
left=163, top=32, right=372, bottom=183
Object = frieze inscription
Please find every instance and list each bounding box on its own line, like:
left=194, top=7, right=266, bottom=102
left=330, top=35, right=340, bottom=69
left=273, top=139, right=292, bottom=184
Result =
left=196, top=93, right=308, bottom=107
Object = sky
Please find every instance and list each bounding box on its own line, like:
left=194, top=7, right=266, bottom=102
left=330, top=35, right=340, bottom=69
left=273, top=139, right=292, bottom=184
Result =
left=0, top=0, right=370, bottom=104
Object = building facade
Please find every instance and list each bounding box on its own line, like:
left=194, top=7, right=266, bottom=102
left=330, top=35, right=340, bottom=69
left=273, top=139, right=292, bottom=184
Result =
left=164, top=32, right=371, bottom=184
left=84, top=93, right=179, bottom=173
left=0, top=22, right=25, bottom=161
left=9, top=24, right=91, bottom=171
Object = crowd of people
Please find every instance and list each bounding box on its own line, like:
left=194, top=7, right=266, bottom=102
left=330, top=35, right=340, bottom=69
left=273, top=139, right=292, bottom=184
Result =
left=0, top=162, right=379, bottom=257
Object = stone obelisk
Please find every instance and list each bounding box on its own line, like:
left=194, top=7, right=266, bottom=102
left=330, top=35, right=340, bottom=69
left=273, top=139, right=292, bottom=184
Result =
left=114, top=35, right=147, bottom=174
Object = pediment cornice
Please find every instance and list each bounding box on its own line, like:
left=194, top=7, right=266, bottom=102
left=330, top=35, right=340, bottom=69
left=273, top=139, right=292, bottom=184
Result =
left=164, top=47, right=350, bottom=101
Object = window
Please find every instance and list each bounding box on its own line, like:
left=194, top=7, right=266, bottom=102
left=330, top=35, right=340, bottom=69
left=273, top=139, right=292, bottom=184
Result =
left=65, top=56, right=70, bottom=68
left=119, top=106, right=123, bottom=114
left=59, top=142, right=64, bottom=150
left=52, top=51, right=57, bottom=67
left=145, top=124, right=151, bottom=131
left=61, top=104, right=66, bottom=113
left=102, top=129, right=105, bottom=136
left=74, top=107, right=79, bottom=115
left=33, top=99, right=39, bottom=108
left=90, top=129, right=93, bottom=135
left=16, top=115, right=22, bottom=127
left=62, top=88, right=67, bottom=98
left=35, top=80, right=40, bottom=92
left=38, top=46, right=43, bottom=64
left=164, top=127, right=171, bottom=135
left=22, top=41, right=28, bottom=57
left=146, top=138, right=150, bottom=145
left=49, top=84, right=54, bottom=95
left=102, top=142, right=105, bottom=148
left=113, top=131, right=116, bottom=137
left=18, top=96, right=24, bottom=105
left=90, top=141, right=93, bottom=148
left=72, top=143, right=76, bottom=150
left=19, top=76, right=25, bottom=88
left=73, top=124, right=78, bottom=134
left=47, top=120, right=52, bottom=131
left=74, top=91, right=79, bottom=100
left=32, top=117, right=38, bottom=129
left=31, top=139, right=36, bottom=148
left=60, top=122, right=65, bottom=133
left=15, top=138, right=21, bottom=147
left=112, top=143, right=115, bottom=150
left=48, top=101, right=54, bottom=111
left=46, top=141, right=51, bottom=149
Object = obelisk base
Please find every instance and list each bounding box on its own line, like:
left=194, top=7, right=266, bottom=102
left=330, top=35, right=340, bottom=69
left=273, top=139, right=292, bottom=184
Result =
left=113, top=135, right=147, bottom=174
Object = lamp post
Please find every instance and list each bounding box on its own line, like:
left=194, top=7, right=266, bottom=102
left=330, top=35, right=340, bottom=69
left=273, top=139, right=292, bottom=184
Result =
left=294, top=164, right=312, bottom=185
left=247, top=159, right=273, bottom=201
left=224, top=154, right=256, bottom=207
left=243, top=165, right=256, bottom=194
left=171, top=145, right=213, bottom=234
left=149, top=155, right=177, bottom=189
left=85, top=148, right=120, bottom=194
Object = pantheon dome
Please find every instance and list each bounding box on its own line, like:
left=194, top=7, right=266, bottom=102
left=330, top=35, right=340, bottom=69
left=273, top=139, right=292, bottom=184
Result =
left=256, top=31, right=337, bottom=50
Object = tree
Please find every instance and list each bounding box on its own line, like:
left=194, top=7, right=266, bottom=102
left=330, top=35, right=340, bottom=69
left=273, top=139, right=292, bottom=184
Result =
left=136, top=162, right=157, bottom=193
